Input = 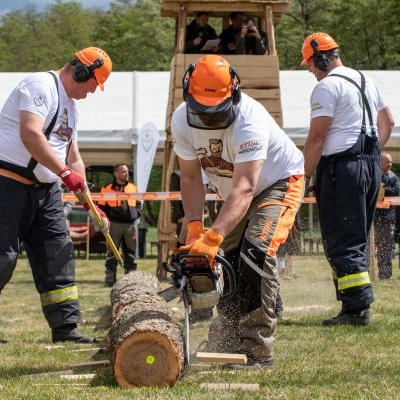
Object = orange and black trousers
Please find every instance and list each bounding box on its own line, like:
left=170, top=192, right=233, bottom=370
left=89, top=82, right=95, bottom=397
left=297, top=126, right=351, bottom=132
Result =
left=218, top=174, right=304, bottom=362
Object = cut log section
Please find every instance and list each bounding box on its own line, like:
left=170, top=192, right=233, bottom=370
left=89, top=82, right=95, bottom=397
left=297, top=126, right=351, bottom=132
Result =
left=109, top=271, right=185, bottom=388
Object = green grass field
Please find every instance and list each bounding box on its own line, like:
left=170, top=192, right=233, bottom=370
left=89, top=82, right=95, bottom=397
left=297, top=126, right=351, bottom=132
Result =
left=1, top=239, right=400, bottom=399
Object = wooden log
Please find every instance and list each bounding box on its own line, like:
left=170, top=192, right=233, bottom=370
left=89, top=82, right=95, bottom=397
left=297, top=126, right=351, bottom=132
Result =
left=109, top=271, right=185, bottom=388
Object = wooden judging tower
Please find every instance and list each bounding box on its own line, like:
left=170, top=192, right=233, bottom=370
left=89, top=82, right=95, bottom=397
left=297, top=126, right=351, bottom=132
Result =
left=157, top=0, right=291, bottom=277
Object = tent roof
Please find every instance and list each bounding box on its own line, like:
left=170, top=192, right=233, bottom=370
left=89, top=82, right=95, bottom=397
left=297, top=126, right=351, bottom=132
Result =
left=1, top=70, right=400, bottom=163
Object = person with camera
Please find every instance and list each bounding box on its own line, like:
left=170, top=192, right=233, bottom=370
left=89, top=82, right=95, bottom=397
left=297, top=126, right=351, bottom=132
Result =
left=0, top=47, right=112, bottom=344
left=235, top=17, right=267, bottom=55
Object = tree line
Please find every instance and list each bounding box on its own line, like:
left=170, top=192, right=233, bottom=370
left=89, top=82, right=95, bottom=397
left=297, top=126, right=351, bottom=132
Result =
left=0, top=0, right=399, bottom=72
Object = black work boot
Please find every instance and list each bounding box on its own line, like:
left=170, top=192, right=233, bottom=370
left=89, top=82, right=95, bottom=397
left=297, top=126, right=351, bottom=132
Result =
left=52, top=323, right=97, bottom=343
left=104, top=267, right=117, bottom=287
left=322, top=306, right=370, bottom=327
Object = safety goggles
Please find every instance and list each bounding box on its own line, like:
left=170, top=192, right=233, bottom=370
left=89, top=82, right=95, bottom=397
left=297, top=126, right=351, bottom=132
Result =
left=186, top=95, right=236, bottom=130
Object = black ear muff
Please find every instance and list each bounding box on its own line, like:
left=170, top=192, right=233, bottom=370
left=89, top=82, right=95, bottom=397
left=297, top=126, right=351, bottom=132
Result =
left=229, top=66, right=241, bottom=104
left=182, top=63, right=196, bottom=101
left=72, top=58, right=104, bottom=83
left=311, top=39, right=330, bottom=72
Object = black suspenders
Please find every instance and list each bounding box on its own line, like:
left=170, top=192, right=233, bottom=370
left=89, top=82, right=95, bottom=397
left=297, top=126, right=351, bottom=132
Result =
left=329, top=71, right=377, bottom=139
left=27, top=71, right=60, bottom=173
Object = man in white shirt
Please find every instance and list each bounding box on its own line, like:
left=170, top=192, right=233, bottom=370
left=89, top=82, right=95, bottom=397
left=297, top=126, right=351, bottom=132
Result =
left=301, top=32, right=394, bottom=326
left=172, top=54, right=304, bottom=370
left=0, top=47, right=111, bottom=344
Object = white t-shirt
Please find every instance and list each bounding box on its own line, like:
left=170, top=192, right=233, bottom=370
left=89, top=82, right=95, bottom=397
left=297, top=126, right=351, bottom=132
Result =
left=0, top=71, right=78, bottom=183
left=172, top=93, right=304, bottom=200
left=310, top=66, right=387, bottom=156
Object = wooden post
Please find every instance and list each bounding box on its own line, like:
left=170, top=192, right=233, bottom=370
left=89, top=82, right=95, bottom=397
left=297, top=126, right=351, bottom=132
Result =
left=264, top=6, right=276, bottom=55
left=176, top=6, right=187, bottom=54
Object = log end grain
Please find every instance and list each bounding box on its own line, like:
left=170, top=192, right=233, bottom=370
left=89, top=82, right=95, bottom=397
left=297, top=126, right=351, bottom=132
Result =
left=113, top=331, right=184, bottom=388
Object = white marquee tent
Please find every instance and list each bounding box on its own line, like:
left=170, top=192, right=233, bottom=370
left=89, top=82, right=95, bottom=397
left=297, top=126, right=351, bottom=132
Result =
left=1, top=69, right=400, bottom=189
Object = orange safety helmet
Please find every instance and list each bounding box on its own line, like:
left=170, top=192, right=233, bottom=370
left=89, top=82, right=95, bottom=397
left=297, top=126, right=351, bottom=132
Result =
left=183, top=55, right=241, bottom=129
left=186, top=55, right=235, bottom=107
left=75, top=47, right=112, bottom=90
left=300, top=32, right=339, bottom=66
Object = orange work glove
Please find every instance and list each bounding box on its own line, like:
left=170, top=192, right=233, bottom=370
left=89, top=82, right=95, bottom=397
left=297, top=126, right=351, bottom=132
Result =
left=185, top=220, right=205, bottom=245
left=181, top=229, right=224, bottom=267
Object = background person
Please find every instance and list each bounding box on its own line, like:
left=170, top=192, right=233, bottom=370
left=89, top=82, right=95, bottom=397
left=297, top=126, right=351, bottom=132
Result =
left=374, top=152, right=400, bottom=280
left=98, top=164, right=141, bottom=287
left=172, top=55, right=304, bottom=370
left=218, top=12, right=245, bottom=54
left=301, top=32, right=394, bottom=326
left=0, top=47, right=112, bottom=344
left=185, top=11, right=218, bottom=54
left=235, top=16, right=267, bottom=55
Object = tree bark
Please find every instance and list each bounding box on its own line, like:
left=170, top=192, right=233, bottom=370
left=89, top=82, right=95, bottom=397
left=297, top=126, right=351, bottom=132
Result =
left=109, top=271, right=185, bottom=388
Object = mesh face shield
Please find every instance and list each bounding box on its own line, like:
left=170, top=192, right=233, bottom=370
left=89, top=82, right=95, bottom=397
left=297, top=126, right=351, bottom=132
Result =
left=186, top=95, right=236, bottom=130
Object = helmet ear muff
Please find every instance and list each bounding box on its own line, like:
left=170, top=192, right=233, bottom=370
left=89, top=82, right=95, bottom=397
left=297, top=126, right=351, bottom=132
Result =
left=182, top=63, right=196, bottom=101
left=72, top=58, right=104, bottom=83
left=229, top=66, right=241, bottom=105
left=311, top=39, right=330, bottom=72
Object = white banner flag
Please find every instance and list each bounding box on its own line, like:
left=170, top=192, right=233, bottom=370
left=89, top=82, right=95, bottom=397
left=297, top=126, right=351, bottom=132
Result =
left=135, top=122, right=159, bottom=193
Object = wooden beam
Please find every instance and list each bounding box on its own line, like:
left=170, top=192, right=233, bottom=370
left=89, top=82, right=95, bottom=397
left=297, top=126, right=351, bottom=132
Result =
left=196, top=352, right=247, bottom=364
left=177, top=6, right=187, bottom=54
left=69, top=360, right=110, bottom=369
left=265, top=5, right=276, bottom=55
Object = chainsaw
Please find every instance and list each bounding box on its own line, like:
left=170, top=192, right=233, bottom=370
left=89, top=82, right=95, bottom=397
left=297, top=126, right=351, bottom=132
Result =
left=159, top=251, right=236, bottom=363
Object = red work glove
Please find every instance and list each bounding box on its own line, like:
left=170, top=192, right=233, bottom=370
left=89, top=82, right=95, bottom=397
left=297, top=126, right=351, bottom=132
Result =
left=180, top=229, right=224, bottom=267
left=185, top=220, right=205, bottom=246
left=58, top=167, right=85, bottom=192
left=83, top=203, right=110, bottom=234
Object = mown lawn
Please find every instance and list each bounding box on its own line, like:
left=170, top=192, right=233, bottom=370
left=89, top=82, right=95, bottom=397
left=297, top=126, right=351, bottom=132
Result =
left=0, top=241, right=399, bottom=399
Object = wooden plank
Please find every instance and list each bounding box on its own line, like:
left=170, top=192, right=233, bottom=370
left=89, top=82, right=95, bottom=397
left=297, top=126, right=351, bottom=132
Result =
left=59, top=374, right=97, bottom=380
left=161, top=1, right=290, bottom=18
left=239, top=88, right=280, bottom=99
left=171, top=53, right=279, bottom=67
left=21, top=370, right=74, bottom=379
left=200, top=383, right=260, bottom=391
left=196, top=352, right=247, bottom=364
left=70, top=360, right=110, bottom=369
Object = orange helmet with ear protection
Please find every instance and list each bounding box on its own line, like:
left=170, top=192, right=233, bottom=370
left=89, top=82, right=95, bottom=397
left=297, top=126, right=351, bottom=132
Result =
left=75, top=47, right=112, bottom=90
left=188, top=55, right=233, bottom=107
left=300, top=32, right=338, bottom=66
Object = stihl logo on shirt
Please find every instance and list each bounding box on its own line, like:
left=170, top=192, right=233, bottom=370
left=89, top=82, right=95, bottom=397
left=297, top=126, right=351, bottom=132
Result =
left=205, top=88, right=216, bottom=92
left=311, top=101, right=323, bottom=111
left=239, top=140, right=262, bottom=154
